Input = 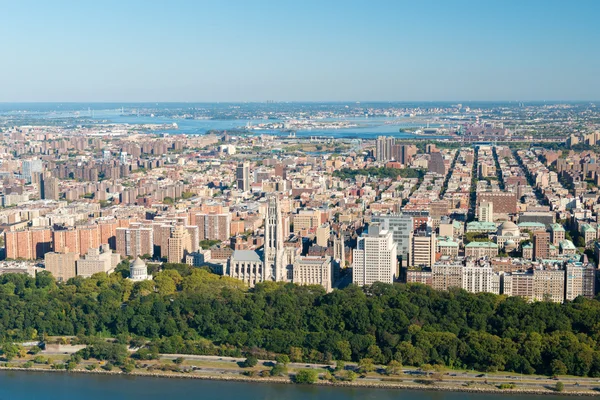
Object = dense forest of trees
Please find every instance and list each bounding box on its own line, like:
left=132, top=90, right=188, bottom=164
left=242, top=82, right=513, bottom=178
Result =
left=1, top=269, right=600, bottom=377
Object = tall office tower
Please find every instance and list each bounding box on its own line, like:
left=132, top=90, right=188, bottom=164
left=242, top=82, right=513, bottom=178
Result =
left=167, top=224, right=193, bottom=263
left=195, top=213, right=231, bottom=241
left=236, top=162, right=250, bottom=192
left=411, top=231, right=436, bottom=267
left=264, top=196, right=286, bottom=281
left=40, top=174, right=59, bottom=200
left=375, top=136, right=395, bottom=161
left=478, top=201, right=494, bottom=223
left=352, top=223, right=398, bottom=286
left=428, top=151, right=446, bottom=175
left=116, top=226, right=154, bottom=259
left=371, top=213, right=413, bottom=266
left=533, top=232, right=550, bottom=261
left=22, top=159, right=43, bottom=183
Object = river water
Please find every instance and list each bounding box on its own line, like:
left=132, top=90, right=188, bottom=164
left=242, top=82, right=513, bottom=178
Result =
left=0, top=371, right=567, bottom=400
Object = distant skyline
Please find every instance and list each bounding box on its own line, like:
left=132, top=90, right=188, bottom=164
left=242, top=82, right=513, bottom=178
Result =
left=1, top=0, right=599, bottom=102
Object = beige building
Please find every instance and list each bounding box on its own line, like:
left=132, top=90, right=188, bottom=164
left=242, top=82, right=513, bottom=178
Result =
left=76, top=245, right=120, bottom=278
left=45, top=251, right=78, bottom=281
left=431, top=263, right=463, bottom=291
left=293, top=255, right=333, bottom=292
left=464, top=241, right=498, bottom=258
left=315, top=223, right=330, bottom=247
left=167, top=224, right=193, bottom=263
left=533, top=268, right=565, bottom=303
left=411, top=232, right=436, bottom=267
left=293, top=209, right=320, bottom=232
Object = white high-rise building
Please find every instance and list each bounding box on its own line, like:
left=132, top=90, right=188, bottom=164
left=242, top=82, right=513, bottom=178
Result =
left=352, top=223, right=398, bottom=286
left=372, top=213, right=413, bottom=266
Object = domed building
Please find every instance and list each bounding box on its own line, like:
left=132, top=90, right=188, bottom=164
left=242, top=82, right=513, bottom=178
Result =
left=496, top=221, right=522, bottom=249
left=129, top=257, right=151, bottom=281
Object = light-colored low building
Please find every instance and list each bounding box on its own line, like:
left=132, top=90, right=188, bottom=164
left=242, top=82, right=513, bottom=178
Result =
left=464, top=241, right=498, bottom=258
left=76, top=244, right=120, bottom=278
left=293, top=255, right=333, bottom=292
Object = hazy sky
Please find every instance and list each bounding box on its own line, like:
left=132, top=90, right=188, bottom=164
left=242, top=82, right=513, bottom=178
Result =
left=1, top=0, right=599, bottom=102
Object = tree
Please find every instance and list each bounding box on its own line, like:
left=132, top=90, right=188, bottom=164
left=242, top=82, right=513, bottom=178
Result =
left=244, top=355, right=258, bottom=368
left=0, top=343, right=20, bottom=361
left=386, top=360, right=402, bottom=375
left=295, top=369, right=318, bottom=384
left=289, top=347, right=303, bottom=362
left=551, top=360, right=568, bottom=377
left=555, top=381, right=564, bottom=392
left=358, top=358, right=375, bottom=373
left=275, top=354, right=290, bottom=366
left=270, top=363, right=287, bottom=377
left=345, top=370, right=357, bottom=382
left=174, top=357, right=185, bottom=365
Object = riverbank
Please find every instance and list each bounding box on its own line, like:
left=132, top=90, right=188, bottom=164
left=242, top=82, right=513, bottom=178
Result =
left=0, top=365, right=597, bottom=397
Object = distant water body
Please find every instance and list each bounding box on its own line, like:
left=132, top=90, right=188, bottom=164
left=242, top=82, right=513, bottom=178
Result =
left=85, top=111, right=450, bottom=139
left=0, top=371, right=567, bottom=400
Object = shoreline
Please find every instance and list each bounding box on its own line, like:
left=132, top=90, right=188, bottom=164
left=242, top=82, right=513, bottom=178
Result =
left=1, top=366, right=597, bottom=397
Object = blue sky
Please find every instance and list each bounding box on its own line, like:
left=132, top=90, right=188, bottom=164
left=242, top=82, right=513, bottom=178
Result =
left=1, top=0, right=599, bottom=102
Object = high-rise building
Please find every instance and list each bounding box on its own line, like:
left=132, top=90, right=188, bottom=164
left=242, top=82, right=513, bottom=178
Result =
left=411, top=232, right=436, bottom=267
left=533, top=232, right=550, bottom=261
left=371, top=213, right=413, bottom=266
left=315, top=223, right=330, bottom=247
left=167, top=224, right=193, bottom=263
left=236, top=162, right=250, bottom=192
left=5, top=228, right=52, bottom=260
left=195, top=213, right=231, bottom=241
left=478, top=201, right=494, bottom=223
left=428, top=151, right=446, bottom=175
left=352, top=223, right=398, bottom=286
left=40, top=174, right=59, bottom=200
left=22, top=159, right=43, bottom=183
left=375, top=136, right=395, bottom=161
left=565, top=264, right=596, bottom=300
left=116, top=226, right=154, bottom=259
